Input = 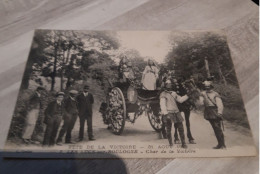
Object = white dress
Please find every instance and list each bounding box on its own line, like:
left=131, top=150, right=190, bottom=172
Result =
left=142, top=66, right=159, bottom=90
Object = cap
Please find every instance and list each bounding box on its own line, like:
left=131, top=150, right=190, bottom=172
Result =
left=56, top=92, right=65, bottom=97
left=69, top=90, right=78, bottom=95
left=203, top=81, right=214, bottom=89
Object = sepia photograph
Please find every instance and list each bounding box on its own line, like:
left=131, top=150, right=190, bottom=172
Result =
left=3, top=30, right=257, bottom=158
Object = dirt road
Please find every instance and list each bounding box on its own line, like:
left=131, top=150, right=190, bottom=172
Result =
left=6, top=105, right=256, bottom=158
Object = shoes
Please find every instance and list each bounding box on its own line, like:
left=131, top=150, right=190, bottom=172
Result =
left=89, top=137, right=96, bottom=141
left=189, top=140, right=196, bottom=144
left=56, top=142, right=63, bottom=146
left=181, top=144, right=188, bottom=149
left=31, top=140, right=41, bottom=145
left=77, top=138, right=83, bottom=142
left=65, top=141, right=76, bottom=144
left=213, top=145, right=226, bottom=149
left=23, top=139, right=31, bottom=144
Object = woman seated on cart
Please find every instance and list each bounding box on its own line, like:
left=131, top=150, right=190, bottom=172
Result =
left=118, top=56, right=135, bottom=83
left=141, top=59, right=159, bottom=90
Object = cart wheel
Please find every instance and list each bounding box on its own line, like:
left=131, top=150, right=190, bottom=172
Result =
left=107, top=87, right=126, bottom=135
left=147, top=108, right=163, bottom=132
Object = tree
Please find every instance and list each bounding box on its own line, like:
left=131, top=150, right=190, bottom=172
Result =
left=166, top=32, right=237, bottom=85
left=21, top=30, right=52, bottom=89
left=22, top=30, right=120, bottom=91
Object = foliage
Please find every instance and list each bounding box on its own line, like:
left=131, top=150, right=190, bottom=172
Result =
left=166, top=32, right=237, bottom=85
left=166, top=32, right=249, bottom=128
left=21, top=30, right=120, bottom=91
left=8, top=30, right=123, bottom=139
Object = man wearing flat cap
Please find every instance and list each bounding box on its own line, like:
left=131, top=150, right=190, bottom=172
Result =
left=56, top=90, right=79, bottom=145
left=77, top=85, right=95, bottom=141
left=43, top=92, right=65, bottom=146
left=200, top=80, right=226, bottom=149
left=22, top=86, right=45, bottom=144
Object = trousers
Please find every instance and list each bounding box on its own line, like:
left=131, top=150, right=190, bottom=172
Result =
left=22, top=109, right=39, bottom=140
left=57, top=114, right=77, bottom=143
left=43, top=116, right=62, bottom=146
left=209, top=119, right=225, bottom=147
left=79, top=115, right=93, bottom=140
left=174, top=110, right=194, bottom=141
left=162, top=113, right=185, bottom=145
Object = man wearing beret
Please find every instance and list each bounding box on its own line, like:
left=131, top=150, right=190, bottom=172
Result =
left=43, top=92, right=65, bottom=146
left=56, top=90, right=79, bottom=145
left=77, top=85, right=95, bottom=141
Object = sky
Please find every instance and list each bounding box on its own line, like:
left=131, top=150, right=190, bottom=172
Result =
left=117, top=31, right=172, bottom=63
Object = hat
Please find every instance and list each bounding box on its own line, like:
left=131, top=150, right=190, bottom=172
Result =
left=56, top=92, right=65, bottom=97
left=84, top=85, right=89, bottom=89
left=165, top=80, right=172, bottom=89
left=203, top=81, right=213, bottom=89
left=69, top=90, right=78, bottom=95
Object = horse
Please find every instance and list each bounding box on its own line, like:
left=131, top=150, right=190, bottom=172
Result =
left=172, top=78, right=201, bottom=144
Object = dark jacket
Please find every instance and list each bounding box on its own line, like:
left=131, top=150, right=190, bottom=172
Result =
left=44, top=100, right=65, bottom=124
left=64, top=97, right=78, bottom=116
left=76, top=92, right=94, bottom=117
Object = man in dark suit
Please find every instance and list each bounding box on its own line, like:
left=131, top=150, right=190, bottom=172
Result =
left=43, top=92, right=65, bottom=146
left=77, top=85, right=95, bottom=141
left=56, top=90, right=79, bottom=145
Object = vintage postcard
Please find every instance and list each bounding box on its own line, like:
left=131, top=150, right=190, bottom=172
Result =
left=3, top=30, right=257, bottom=158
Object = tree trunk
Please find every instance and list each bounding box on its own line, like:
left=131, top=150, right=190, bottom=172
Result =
left=66, top=76, right=71, bottom=89
left=216, top=59, right=227, bottom=85
left=65, top=54, right=75, bottom=89
left=51, top=39, right=59, bottom=91
left=60, top=50, right=66, bottom=91
left=65, top=48, right=71, bottom=64
left=204, top=57, right=211, bottom=78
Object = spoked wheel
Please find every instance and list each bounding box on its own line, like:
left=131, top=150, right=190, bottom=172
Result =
left=147, top=106, right=163, bottom=132
left=107, top=87, right=126, bottom=135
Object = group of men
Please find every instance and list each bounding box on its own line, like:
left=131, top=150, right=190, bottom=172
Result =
left=22, top=77, right=226, bottom=150
left=160, top=78, right=226, bottom=149
left=22, top=85, right=95, bottom=147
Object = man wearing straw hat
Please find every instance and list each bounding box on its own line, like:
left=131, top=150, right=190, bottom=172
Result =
left=56, top=90, right=79, bottom=145
left=201, top=80, right=226, bottom=149
left=22, top=86, right=45, bottom=144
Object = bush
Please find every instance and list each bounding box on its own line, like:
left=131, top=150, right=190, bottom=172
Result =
left=214, top=83, right=249, bottom=128
left=223, top=108, right=250, bottom=128
left=214, top=83, right=245, bottom=109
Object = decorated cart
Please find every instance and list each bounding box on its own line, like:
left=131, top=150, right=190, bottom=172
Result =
left=99, top=79, right=163, bottom=135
